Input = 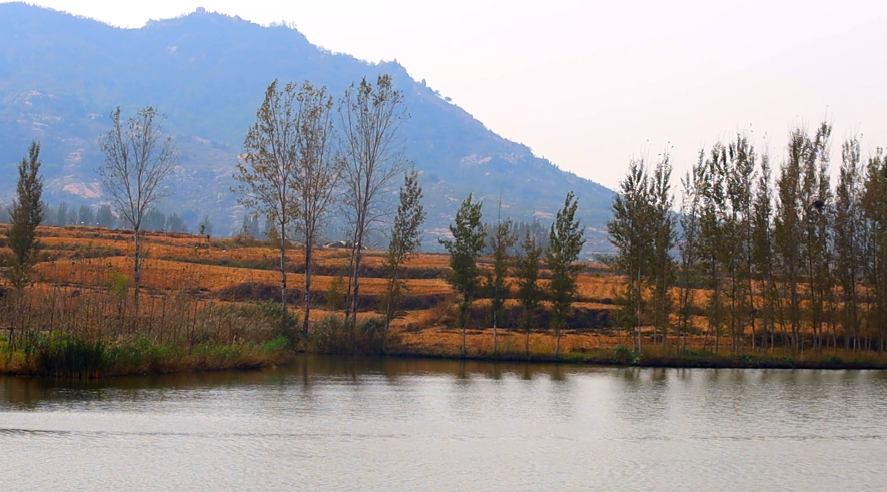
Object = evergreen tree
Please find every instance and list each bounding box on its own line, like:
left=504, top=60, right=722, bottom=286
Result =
left=383, top=170, right=425, bottom=352
left=486, top=198, right=516, bottom=354
left=514, top=231, right=542, bottom=358
left=440, top=194, right=486, bottom=357
left=547, top=191, right=585, bottom=357
left=7, top=141, right=45, bottom=274
left=608, top=159, right=653, bottom=350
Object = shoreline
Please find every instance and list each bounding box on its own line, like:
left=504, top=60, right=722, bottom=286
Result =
left=4, top=345, right=887, bottom=379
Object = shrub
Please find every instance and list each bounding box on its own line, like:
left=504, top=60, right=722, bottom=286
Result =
left=26, top=332, right=110, bottom=378
left=307, top=315, right=387, bottom=355
left=263, top=335, right=291, bottom=353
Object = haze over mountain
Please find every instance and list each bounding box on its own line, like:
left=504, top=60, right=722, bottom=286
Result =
left=0, top=3, right=613, bottom=251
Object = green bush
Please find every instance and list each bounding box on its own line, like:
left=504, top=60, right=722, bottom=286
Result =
left=613, top=344, right=635, bottom=364
left=26, top=332, right=110, bottom=378
left=108, top=337, right=174, bottom=374
left=262, top=335, right=291, bottom=353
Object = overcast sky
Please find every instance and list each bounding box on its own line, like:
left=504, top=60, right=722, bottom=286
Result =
left=12, top=0, right=887, bottom=189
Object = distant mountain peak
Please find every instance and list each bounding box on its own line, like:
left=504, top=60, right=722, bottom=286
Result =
left=0, top=4, right=614, bottom=252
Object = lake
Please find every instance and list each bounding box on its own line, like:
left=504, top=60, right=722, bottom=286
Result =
left=2, top=356, right=886, bottom=491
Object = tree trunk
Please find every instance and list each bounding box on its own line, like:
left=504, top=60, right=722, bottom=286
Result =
left=525, top=329, right=531, bottom=359
left=461, top=300, right=468, bottom=358
left=348, top=226, right=365, bottom=330
left=279, top=227, right=288, bottom=317
left=133, top=227, right=142, bottom=333
left=493, top=313, right=498, bottom=355
left=302, top=236, right=312, bottom=335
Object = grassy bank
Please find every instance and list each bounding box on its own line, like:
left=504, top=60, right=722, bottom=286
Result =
left=0, top=334, right=295, bottom=377
left=6, top=330, right=887, bottom=379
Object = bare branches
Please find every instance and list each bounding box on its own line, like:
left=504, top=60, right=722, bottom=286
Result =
left=339, top=75, right=410, bottom=324
left=98, top=106, right=176, bottom=317
left=98, top=107, right=176, bottom=232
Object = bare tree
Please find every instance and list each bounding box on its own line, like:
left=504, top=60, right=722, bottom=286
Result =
left=293, top=82, right=340, bottom=334
left=98, top=106, right=176, bottom=314
left=339, top=74, right=409, bottom=327
left=234, top=81, right=300, bottom=315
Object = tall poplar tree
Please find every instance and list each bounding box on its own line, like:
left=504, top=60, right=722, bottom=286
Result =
left=440, top=194, right=486, bottom=357
left=547, top=191, right=585, bottom=357
left=7, top=141, right=45, bottom=284
left=514, top=232, right=542, bottom=357
left=383, top=170, right=425, bottom=352
left=486, top=198, right=516, bottom=354
left=234, top=80, right=299, bottom=316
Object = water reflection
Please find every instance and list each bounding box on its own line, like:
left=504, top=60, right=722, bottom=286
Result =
left=1, top=358, right=886, bottom=492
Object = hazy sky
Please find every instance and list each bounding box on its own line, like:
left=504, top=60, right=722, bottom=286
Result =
left=11, top=0, right=887, bottom=189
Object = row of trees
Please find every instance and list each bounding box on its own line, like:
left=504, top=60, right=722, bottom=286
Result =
left=233, top=75, right=423, bottom=338
left=441, top=191, right=585, bottom=357
left=2, top=75, right=424, bottom=347
left=608, top=121, right=887, bottom=354
left=2, top=201, right=206, bottom=234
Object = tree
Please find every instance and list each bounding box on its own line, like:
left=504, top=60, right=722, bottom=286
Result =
left=293, top=81, right=340, bottom=335
left=486, top=197, right=516, bottom=354
left=514, top=231, right=543, bottom=358
left=800, top=122, right=832, bottom=352
left=861, top=149, right=887, bottom=353
left=78, top=205, right=94, bottom=226
left=40, top=201, right=54, bottom=226
left=608, top=159, right=652, bottom=351
left=339, top=74, right=409, bottom=327
left=239, top=214, right=261, bottom=238
left=547, top=191, right=585, bottom=357
left=198, top=215, right=213, bottom=237
left=7, top=140, right=45, bottom=279
left=166, top=213, right=188, bottom=233
left=440, top=194, right=486, bottom=357
left=234, top=80, right=300, bottom=316
left=143, top=207, right=166, bottom=231
left=835, top=137, right=864, bottom=350
left=98, top=106, right=176, bottom=316
left=96, top=204, right=115, bottom=228
left=382, top=170, right=426, bottom=352
left=676, top=155, right=704, bottom=350
left=5, top=141, right=44, bottom=351
left=56, top=202, right=69, bottom=226
left=751, top=149, right=776, bottom=351
left=648, top=153, right=676, bottom=347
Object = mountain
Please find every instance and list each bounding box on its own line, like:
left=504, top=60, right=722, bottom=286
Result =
left=0, top=3, right=614, bottom=252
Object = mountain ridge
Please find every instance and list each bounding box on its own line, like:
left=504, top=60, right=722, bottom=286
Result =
left=0, top=3, right=614, bottom=252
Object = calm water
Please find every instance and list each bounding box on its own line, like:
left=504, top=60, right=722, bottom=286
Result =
left=1, top=357, right=886, bottom=491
